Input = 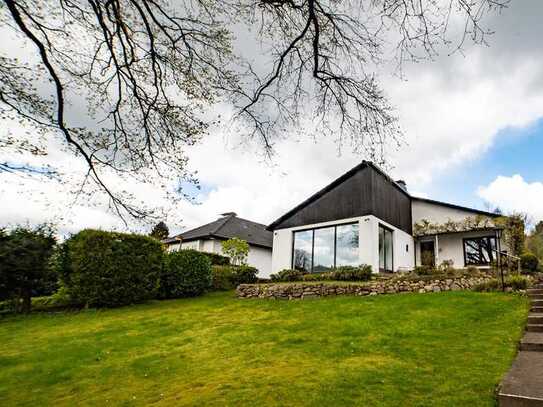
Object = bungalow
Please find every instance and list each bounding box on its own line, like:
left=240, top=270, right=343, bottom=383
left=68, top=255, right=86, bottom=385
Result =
left=164, top=212, right=273, bottom=276
left=268, top=161, right=505, bottom=275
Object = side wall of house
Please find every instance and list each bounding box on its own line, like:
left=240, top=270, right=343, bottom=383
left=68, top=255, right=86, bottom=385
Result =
left=247, top=246, right=273, bottom=278
left=271, top=215, right=415, bottom=275
left=412, top=200, right=485, bottom=224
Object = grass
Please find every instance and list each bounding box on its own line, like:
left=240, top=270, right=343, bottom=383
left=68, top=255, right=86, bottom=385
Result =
left=0, top=291, right=529, bottom=406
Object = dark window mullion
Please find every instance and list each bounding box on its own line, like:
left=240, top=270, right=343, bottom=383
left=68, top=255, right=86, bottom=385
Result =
left=333, top=226, right=337, bottom=268
left=311, top=229, right=315, bottom=273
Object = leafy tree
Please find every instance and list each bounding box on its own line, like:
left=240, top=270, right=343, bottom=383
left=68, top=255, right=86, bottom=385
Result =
left=0, top=225, right=56, bottom=313
left=150, top=221, right=169, bottom=241
left=221, top=237, right=249, bottom=266
left=495, top=213, right=526, bottom=270
left=0, top=0, right=506, bottom=220
left=526, top=221, right=543, bottom=261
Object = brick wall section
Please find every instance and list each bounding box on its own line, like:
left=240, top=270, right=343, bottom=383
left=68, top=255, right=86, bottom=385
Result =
left=236, top=275, right=494, bottom=300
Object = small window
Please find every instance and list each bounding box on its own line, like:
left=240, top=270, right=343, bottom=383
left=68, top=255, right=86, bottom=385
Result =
left=463, top=236, right=497, bottom=266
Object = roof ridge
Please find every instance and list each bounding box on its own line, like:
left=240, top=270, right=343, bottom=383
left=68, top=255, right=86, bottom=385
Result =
left=211, top=213, right=235, bottom=235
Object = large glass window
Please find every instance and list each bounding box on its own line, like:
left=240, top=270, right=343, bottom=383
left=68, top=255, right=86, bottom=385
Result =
left=463, top=236, right=497, bottom=266
left=292, top=222, right=359, bottom=272
left=336, top=224, right=359, bottom=267
left=293, top=230, right=313, bottom=272
left=313, top=227, right=335, bottom=272
left=379, top=225, right=393, bottom=272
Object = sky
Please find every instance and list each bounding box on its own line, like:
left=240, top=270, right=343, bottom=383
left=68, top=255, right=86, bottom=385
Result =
left=1, top=1, right=543, bottom=236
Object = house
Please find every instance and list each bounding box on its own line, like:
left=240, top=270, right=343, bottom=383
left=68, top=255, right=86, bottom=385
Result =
left=164, top=212, right=273, bottom=276
left=268, top=161, right=505, bottom=274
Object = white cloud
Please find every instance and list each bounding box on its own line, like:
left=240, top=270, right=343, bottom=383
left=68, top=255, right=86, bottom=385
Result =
left=2, top=1, right=543, bottom=235
left=478, top=175, right=543, bottom=223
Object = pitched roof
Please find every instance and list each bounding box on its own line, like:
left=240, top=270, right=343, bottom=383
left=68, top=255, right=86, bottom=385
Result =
left=267, top=160, right=502, bottom=231
left=166, top=214, right=273, bottom=248
left=267, top=161, right=410, bottom=231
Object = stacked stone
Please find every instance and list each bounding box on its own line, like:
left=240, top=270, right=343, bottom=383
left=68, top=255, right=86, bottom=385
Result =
left=236, top=275, right=494, bottom=300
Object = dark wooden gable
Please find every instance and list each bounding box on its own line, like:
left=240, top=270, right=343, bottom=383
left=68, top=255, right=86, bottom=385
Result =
left=269, top=162, right=412, bottom=234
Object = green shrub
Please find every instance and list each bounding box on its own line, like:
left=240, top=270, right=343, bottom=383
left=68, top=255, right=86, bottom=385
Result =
left=31, top=286, right=76, bottom=311
left=211, top=266, right=234, bottom=290
left=473, top=275, right=529, bottom=292
left=437, top=260, right=455, bottom=275
left=465, top=266, right=480, bottom=275
left=201, top=251, right=230, bottom=266
left=270, top=269, right=307, bottom=282
left=302, top=272, right=329, bottom=282
left=507, top=275, right=529, bottom=290
left=413, top=265, right=436, bottom=276
left=231, top=265, right=258, bottom=285
left=473, top=279, right=501, bottom=292
left=331, top=265, right=373, bottom=281
left=161, top=250, right=211, bottom=298
left=521, top=252, right=539, bottom=274
left=271, top=265, right=372, bottom=282
left=58, top=229, right=163, bottom=307
left=211, top=265, right=258, bottom=290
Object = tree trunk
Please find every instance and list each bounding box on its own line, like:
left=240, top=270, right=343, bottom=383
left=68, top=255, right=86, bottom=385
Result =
left=21, top=288, right=31, bottom=313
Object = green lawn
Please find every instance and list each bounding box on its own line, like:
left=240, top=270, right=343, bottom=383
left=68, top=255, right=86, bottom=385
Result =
left=0, top=291, right=529, bottom=406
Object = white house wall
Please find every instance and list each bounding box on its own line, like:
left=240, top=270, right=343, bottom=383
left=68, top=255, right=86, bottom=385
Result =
left=412, top=200, right=485, bottom=224
left=248, top=246, right=273, bottom=278
left=270, top=215, right=415, bottom=275
left=181, top=240, right=201, bottom=251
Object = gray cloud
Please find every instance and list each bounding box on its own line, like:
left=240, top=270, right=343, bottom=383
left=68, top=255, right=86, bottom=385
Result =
left=1, top=1, right=543, bottom=233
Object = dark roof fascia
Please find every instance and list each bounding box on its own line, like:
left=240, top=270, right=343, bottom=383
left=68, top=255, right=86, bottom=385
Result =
left=412, top=197, right=502, bottom=218
left=162, top=237, right=180, bottom=244
left=211, top=234, right=272, bottom=249
left=267, top=161, right=411, bottom=231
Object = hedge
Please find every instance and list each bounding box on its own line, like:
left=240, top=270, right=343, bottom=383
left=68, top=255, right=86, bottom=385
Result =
left=58, top=229, right=163, bottom=307
left=211, top=265, right=258, bottom=290
left=160, top=250, right=212, bottom=298
left=201, top=251, right=230, bottom=266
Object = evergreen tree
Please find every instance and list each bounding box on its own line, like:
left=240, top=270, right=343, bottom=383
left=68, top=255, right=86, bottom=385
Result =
left=150, top=222, right=169, bottom=241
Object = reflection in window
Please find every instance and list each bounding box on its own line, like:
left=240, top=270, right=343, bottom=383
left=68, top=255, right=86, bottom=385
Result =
left=336, top=224, right=359, bottom=267
left=313, top=227, right=335, bottom=272
left=293, top=230, right=313, bottom=272
left=379, top=225, right=393, bottom=272
left=292, top=223, right=359, bottom=272
left=464, top=236, right=497, bottom=266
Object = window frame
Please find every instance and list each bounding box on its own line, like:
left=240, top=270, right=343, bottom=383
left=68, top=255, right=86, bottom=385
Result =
left=462, top=236, right=497, bottom=266
left=291, top=221, right=359, bottom=272
left=378, top=224, right=394, bottom=272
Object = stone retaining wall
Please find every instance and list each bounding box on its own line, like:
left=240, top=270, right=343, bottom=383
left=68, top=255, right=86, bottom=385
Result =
left=236, top=275, right=494, bottom=300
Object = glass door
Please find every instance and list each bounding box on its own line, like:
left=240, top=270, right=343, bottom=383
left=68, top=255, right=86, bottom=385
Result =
left=379, top=225, right=393, bottom=272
